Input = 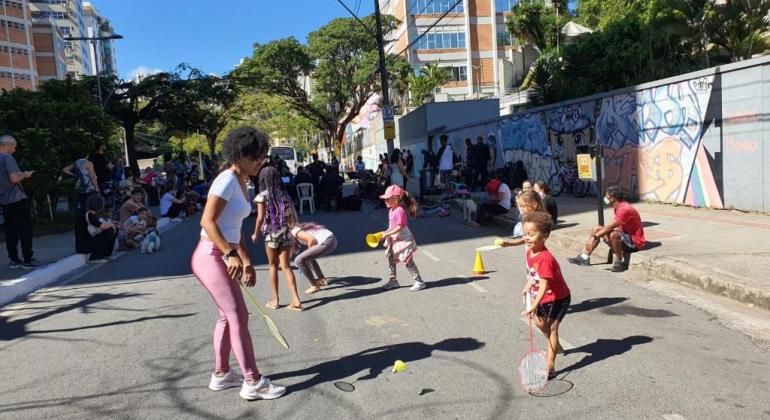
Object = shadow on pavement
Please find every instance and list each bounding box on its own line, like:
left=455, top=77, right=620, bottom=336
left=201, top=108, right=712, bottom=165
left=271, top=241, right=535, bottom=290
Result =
left=272, top=337, right=486, bottom=394
left=567, top=297, right=629, bottom=314
left=301, top=276, right=385, bottom=311
left=599, top=304, right=677, bottom=318
left=429, top=275, right=490, bottom=289
left=558, top=335, right=653, bottom=375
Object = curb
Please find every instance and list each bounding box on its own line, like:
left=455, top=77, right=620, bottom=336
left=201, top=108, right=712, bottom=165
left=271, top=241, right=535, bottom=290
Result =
left=0, top=217, right=179, bottom=308
left=427, top=195, right=770, bottom=311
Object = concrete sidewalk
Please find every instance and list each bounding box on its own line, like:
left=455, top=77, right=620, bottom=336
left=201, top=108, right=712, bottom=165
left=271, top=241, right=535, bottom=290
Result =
left=432, top=193, right=770, bottom=311
left=541, top=197, right=770, bottom=311
left=0, top=215, right=186, bottom=307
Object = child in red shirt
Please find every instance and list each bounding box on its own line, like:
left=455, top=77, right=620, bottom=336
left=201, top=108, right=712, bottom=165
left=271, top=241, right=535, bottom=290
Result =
left=520, top=211, right=571, bottom=378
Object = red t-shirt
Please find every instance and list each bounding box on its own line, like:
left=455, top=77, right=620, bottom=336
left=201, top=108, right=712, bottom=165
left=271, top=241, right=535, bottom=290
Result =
left=526, top=248, right=570, bottom=304
left=614, top=202, right=646, bottom=249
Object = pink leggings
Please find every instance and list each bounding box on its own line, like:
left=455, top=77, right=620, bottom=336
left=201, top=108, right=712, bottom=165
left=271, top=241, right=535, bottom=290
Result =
left=191, top=239, right=258, bottom=382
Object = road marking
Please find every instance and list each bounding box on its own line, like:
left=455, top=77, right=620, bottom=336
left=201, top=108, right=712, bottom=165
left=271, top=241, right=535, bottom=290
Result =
left=517, top=316, right=575, bottom=351
left=662, top=415, right=686, bottom=420
left=457, top=274, right=487, bottom=293
left=421, top=250, right=440, bottom=262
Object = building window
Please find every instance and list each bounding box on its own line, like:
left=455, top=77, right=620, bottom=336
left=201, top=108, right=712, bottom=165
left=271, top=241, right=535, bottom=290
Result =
left=450, top=66, right=467, bottom=82
left=497, top=30, right=516, bottom=46
left=0, top=19, right=26, bottom=30
left=1, top=1, right=25, bottom=10
left=59, top=26, right=72, bottom=35
left=413, top=0, right=463, bottom=14
left=495, top=0, right=519, bottom=13
left=31, top=11, right=69, bottom=20
left=415, top=27, right=466, bottom=50
left=30, top=0, right=68, bottom=4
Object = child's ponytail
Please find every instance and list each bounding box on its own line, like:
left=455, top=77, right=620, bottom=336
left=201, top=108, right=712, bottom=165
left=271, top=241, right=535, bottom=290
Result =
left=401, top=190, right=419, bottom=218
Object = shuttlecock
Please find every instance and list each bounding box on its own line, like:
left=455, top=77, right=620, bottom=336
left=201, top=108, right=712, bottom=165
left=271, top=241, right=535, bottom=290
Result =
left=392, top=360, right=406, bottom=373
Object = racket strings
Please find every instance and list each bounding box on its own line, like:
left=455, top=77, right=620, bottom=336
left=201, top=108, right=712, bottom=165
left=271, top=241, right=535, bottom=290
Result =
left=519, top=351, right=549, bottom=391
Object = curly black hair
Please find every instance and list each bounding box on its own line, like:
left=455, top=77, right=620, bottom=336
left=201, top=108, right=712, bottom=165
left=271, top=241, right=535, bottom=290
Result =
left=221, top=126, right=270, bottom=164
left=522, top=211, right=553, bottom=235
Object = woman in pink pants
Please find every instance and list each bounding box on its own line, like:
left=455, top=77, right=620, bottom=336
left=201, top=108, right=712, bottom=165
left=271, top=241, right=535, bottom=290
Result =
left=191, top=126, right=286, bottom=401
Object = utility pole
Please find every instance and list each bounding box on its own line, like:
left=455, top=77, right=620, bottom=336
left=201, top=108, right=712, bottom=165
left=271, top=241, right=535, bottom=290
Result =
left=374, top=0, right=395, bottom=155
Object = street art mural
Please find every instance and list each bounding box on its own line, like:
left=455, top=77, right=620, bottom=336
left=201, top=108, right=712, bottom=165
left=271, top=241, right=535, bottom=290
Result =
left=490, top=75, right=725, bottom=208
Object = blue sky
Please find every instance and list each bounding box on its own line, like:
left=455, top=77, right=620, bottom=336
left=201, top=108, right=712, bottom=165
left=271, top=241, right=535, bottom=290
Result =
left=94, top=0, right=375, bottom=80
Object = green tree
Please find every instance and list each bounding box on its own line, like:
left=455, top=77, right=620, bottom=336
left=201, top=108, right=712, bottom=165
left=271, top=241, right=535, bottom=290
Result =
left=507, top=0, right=562, bottom=50
left=0, top=79, right=115, bottom=219
left=704, top=0, right=770, bottom=61
left=161, top=65, right=239, bottom=159
left=232, top=15, right=410, bottom=148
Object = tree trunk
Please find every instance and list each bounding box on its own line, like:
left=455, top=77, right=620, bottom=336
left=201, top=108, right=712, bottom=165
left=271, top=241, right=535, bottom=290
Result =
left=206, top=133, right=217, bottom=161
left=124, top=122, right=140, bottom=177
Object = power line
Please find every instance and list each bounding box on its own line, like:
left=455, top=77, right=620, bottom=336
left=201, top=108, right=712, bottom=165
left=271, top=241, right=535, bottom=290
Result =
left=396, top=0, right=463, bottom=56
left=334, top=0, right=376, bottom=37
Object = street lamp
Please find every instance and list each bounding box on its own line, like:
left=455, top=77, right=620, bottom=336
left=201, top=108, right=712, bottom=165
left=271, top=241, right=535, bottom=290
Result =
left=64, top=33, right=124, bottom=106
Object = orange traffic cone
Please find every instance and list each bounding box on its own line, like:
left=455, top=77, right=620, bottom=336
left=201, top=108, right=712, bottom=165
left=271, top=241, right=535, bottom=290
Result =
left=472, top=251, right=486, bottom=274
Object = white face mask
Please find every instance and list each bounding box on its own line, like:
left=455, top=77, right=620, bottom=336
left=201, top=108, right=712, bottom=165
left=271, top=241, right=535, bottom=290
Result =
left=603, top=196, right=611, bottom=205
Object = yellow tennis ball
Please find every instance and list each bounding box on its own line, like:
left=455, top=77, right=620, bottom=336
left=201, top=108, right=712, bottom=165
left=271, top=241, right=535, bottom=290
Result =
left=392, top=360, right=407, bottom=373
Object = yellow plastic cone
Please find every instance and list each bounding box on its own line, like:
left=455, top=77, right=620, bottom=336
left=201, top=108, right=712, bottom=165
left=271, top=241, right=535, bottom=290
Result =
left=472, top=251, right=486, bottom=274
left=366, top=232, right=383, bottom=248
left=392, top=360, right=407, bottom=373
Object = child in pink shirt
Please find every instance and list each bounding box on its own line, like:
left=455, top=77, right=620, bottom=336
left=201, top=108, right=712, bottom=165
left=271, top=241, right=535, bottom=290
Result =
left=374, top=185, right=425, bottom=291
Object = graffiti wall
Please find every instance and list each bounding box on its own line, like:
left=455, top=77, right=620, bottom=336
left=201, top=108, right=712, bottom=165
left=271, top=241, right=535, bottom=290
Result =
left=442, top=57, right=770, bottom=211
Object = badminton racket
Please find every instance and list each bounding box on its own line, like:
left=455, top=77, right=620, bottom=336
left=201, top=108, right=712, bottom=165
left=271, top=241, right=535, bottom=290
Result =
left=517, top=293, right=548, bottom=392
left=238, top=281, right=290, bottom=350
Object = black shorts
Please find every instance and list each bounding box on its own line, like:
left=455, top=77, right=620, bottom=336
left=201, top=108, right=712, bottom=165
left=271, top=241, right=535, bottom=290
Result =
left=537, top=295, right=571, bottom=322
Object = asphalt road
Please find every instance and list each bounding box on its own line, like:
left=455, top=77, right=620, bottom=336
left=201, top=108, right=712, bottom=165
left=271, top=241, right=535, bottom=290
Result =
left=1, top=203, right=769, bottom=420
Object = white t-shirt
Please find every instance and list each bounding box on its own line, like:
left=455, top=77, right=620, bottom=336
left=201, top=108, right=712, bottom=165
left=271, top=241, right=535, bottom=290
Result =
left=160, top=192, right=175, bottom=216
left=291, top=226, right=333, bottom=244
left=439, top=144, right=453, bottom=171
left=498, top=183, right=512, bottom=210
left=199, top=170, right=251, bottom=243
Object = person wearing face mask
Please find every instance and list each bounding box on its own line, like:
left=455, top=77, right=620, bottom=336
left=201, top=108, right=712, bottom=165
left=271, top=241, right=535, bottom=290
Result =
left=568, top=186, right=646, bottom=272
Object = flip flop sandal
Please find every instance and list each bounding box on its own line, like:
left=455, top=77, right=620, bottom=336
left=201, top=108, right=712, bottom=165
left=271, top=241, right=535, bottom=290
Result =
left=265, top=301, right=279, bottom=310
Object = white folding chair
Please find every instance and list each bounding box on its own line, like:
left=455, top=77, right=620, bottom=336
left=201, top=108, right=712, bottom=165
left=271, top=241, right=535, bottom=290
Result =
left=296, top=183, right=315, bottom=215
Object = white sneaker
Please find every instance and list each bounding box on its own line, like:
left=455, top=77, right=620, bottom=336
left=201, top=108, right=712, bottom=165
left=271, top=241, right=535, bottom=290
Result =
left=208, top=370, right=244, bottom=391
left=240, top=376, right=286, bottom=401
left=382, top=279, right=400, bottom=290
left=409, top=281, right=426, bottom=291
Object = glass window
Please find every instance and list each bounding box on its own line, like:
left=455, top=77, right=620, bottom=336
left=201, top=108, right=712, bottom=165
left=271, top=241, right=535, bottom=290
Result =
left=495, top=0, right=517, bottom=13
left=458, top=33, right=466, bottom=48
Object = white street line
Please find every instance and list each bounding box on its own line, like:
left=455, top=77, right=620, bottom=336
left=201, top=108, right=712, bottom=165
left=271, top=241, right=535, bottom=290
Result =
left=421, top=250, right=441, bottom=262
left=517, top=316, right=575, bottom=351
left=662, top=415, right=687, bottom=420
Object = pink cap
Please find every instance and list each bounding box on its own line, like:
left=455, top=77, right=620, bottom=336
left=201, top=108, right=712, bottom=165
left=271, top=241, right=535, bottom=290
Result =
left=379, top=185, right=404, bottom=200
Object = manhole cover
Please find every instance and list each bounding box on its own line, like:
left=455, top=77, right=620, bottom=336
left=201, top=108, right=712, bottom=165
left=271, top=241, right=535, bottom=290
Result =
left=334, top=381, right=355, bottom=392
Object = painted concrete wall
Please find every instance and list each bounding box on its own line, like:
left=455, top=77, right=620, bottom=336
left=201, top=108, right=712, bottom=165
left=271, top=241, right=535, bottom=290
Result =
left=439, top=56, right=770, bottom=212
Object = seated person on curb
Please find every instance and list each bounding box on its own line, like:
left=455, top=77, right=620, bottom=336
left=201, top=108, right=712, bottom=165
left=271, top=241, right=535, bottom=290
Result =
left=495, top=190, right=543, bottom=247
left=159, top=184, right=187, bottom=219
left=469, top=174, right=511, bottom=227
left=568, top=185, right=646, bottom=272
left=75, top=194, right=118, bottom=263
left=124, top=207, right=152, bottom=248
left=119, top=187, right=146, bottom=223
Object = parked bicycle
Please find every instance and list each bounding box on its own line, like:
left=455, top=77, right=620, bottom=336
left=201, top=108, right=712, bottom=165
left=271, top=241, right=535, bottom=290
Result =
left=548, top=156, right=591, bottom=198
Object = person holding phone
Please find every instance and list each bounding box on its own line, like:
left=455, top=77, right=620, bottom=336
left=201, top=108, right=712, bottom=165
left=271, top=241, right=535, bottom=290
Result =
left=0, top=135, right=40, bottom=269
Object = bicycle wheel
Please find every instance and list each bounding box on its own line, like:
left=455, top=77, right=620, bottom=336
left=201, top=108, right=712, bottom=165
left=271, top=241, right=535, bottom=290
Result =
left=573, top=178, right=591, bottom=198
left=548, top=172, right=564, bottom=197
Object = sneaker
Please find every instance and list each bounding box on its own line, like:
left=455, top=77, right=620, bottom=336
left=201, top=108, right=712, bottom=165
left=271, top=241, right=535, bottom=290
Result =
left=611, top=261, right=628, bottom=272
left=8, top=260, right=22, bottom=269
left=208, top=370, right=244, bottom=391
left=21, top=259, right=43, bottom=270
left=568, top=255, right=590, bottom=266
left=409, top=281, right=426, bottom=291
left=239, top=376, right=286, bottom=401
left=382, top=279, right=400, bottom=290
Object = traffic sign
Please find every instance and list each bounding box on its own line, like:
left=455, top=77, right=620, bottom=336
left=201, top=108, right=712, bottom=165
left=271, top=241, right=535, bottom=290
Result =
left=382, top=105, right=394, bottom=122
left=384, top=121, right=396, bottom=140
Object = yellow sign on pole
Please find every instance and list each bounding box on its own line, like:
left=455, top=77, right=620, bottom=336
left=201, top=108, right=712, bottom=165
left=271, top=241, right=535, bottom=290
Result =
left=576, top=153, right=596, bottom=181
left=384, top=121, right=396, bottom=140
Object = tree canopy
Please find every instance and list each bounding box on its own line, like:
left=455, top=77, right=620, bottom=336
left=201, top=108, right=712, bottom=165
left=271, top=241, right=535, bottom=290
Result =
left=232, top=14, right=410, bottom=149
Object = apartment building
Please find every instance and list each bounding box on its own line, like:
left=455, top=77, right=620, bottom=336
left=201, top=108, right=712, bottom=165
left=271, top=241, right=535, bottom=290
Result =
left=29, top=0, right=91, bottom=77
left=31, top=18, right=66, bottom=81
left=0, top=0, right=37, bottom=90
left=83, top=1, right=117, bottom=75
left=381, top=0, right=543, bottom=103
